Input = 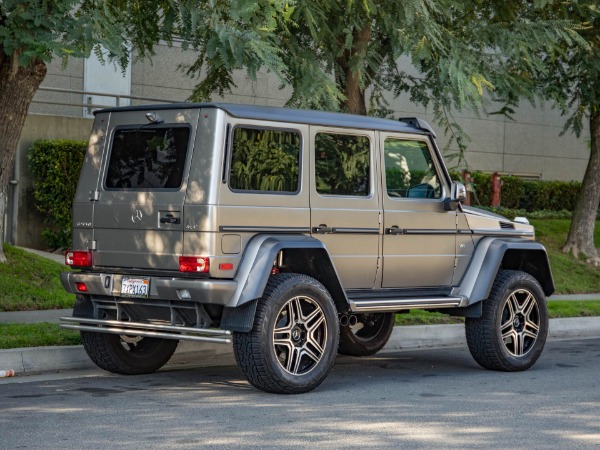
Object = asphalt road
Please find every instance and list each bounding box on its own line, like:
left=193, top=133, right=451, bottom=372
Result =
left=1, top=338, right=599, bottom=449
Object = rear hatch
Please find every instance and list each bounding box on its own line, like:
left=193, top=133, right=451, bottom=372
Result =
left=92, top=108, right=200, bottom=271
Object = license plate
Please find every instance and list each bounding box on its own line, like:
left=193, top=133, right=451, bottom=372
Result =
left=121, top=277, right=150, bottom=298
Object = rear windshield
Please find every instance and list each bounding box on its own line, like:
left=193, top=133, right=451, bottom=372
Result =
left=105, top=126, right=190, bottom=190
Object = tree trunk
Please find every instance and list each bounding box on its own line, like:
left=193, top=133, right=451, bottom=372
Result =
left=336, top=24, right=372, bottom=116
left=0, top=51, right=47, bottom=262
left=562, top=110, right=600, bottom=266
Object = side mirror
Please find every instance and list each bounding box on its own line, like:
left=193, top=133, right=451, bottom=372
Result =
left=451, top=181, right=467, bottom=202
left=444, top=182, right=467, bottom=211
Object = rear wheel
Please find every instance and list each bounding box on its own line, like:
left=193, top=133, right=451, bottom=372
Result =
left=338, top=313, right=395, bottom=356
left=81, top=332, right=178, bottom=375
left=233, top=273, right=339, bottom=394
left=465, top=270, right=548, bottom=372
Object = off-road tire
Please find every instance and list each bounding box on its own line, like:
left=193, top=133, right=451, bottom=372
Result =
left=338, top=313, right=395, bottom=356
left=81, top=332, right=178, bottom=375
left=465, top=270, right=548, bottom=372
left=232, top=273, right=339, bottom=394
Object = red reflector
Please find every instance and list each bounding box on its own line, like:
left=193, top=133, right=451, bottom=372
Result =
left=65, top=250, right=93, bottom=267
left=179, top=256, right=210, bottom=273
left=219, top=263, right=234, bottom=271
left=75, top=282, right=88, bottom=292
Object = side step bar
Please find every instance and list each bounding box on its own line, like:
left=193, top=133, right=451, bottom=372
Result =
left=60, top=317, right=232, bottom=344
left=349, top=296, right=465, bottom=313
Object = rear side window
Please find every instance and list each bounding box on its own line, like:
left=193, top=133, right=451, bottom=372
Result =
left=315, top=133, right=371, bottom=196
left=229, top=127, right=301, bottom=193
left=105, top=126, right=190, bottom=190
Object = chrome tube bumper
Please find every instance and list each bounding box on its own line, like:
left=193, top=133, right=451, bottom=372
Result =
left=60, top=317, right=232, bottom=344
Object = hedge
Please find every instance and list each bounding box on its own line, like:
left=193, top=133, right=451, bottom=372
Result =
left=458, top=171, right=583, bottom=213
left=29, top=139, right=87, bottom=249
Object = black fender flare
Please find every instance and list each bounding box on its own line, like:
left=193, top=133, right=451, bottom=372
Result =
left=456, top=237, right=555, bottom=305
left=220, top=234, right=347, bottom=332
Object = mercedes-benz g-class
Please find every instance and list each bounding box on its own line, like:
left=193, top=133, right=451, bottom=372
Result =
left=61, top=103, right=554, bottom=394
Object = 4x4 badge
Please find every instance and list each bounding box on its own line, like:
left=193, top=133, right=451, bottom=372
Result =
left=131, top=209, right=143, bottom=223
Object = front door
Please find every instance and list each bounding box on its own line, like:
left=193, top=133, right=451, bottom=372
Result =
left=380, top=135, right=456, bottom=288
left=309, top=127, right=380, bottom=289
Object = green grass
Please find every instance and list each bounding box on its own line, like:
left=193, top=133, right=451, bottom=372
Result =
left=395, top=310, right=464, bottom=326
left=0, top=244, right=75, bottom=312
left=0, top=323, right=81, bottom=349
left=531, top=219, right=600, bottom=294
left=395, top=300, right=600, bottom=326
left=548, top=300, right=600, bottom=318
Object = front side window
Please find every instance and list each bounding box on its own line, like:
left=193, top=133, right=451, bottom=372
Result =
left=105, top=126, right=190, bottom=190
left=384, top=139, right=442, bottom=199
left=229, top=127, right=301, bottom=193
left=315, top=133, right=371, bottom=196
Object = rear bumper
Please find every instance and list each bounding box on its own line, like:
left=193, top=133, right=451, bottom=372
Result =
left=60, top=271, right=237, bottom=306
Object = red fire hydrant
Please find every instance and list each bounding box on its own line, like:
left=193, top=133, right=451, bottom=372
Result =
left=461, top=170, right=471, bottom=206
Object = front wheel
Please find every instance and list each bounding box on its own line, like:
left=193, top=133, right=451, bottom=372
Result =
left=233, top=273, right=339, bottom=394
left=338, top=313, right=395, bottom=356
left=465, top=270, right=548, bottom=372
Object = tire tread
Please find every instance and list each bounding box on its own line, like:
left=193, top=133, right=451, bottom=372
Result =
left=81, top=331, right=178, bottom=375
left=233, top=273, right=339, bottom=394
left=465, top=270, right=548, bottom=372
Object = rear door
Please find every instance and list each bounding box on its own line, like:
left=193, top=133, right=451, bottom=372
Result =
left=92, top=108, right=200, bottom=270
left=309, top=126, right=381, bottom=289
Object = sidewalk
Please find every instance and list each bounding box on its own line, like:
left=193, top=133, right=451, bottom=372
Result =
left=17, top=246, right=64, bottom=264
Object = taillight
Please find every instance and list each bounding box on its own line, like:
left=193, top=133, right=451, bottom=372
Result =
left=75, top=282, right=88, bottom=292
left=65, top=250, right=93, bottom=267
left=179, top=256, right=210, bottom=273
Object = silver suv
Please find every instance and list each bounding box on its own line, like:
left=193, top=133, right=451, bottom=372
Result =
left=61, top=103, right=554, bottom=393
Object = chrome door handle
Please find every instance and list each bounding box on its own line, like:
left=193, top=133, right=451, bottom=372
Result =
left=160, top=214, right=180, bottom=224
left=313, top=224, right=334, bottom=234
left=385, top=226, right=403, bottom=235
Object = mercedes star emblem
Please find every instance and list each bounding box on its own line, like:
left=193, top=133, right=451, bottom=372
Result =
left=131, top=209, right=143, bottom=223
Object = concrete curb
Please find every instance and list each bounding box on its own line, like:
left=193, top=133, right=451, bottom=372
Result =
left=1, top=317, right=599, bottom=375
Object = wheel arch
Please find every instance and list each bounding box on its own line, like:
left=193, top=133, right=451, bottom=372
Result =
left=457, top=237, right=555, bottom=305
left=221, top=234, right=348, bottom=332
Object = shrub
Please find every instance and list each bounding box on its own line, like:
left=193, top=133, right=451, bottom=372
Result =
left=499, top=175, right=525, bottom=209
left=469, top=172, right=492, bottom=206
left=460, top=171, right=582, bottom=213
left=29, top=140, right=87, bottom=249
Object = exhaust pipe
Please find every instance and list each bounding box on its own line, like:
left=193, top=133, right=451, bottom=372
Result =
left=339, top=314, right=358, bottom=327
left=339, top=314, right=349, bottom=326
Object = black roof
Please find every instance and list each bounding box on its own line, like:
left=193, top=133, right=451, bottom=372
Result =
left=96, top=102, right=434, bottom=135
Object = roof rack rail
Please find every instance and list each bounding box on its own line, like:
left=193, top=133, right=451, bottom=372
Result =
left=398, top=117, right=436, bottom=138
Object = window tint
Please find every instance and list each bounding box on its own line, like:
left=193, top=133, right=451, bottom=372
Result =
left=230, top=127, right=301, bottom=192
left=105, top=126, right=189, bottom=189
left=384, top=139, right=441, bottom=199
left=315, top=133, right=370, bottom=196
